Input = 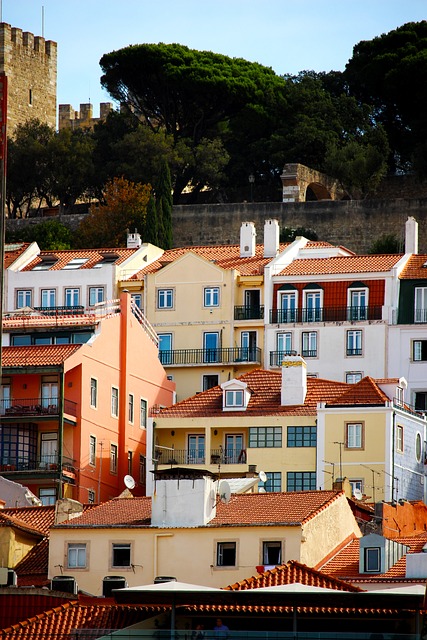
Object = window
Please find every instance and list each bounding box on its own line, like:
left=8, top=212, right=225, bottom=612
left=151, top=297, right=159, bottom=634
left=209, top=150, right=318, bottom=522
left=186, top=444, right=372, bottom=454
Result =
left=415, top=392, right=427, bottom=411
left=41, top=289, right=56, bottom=307
left=262, top=541, right=282, bottom=565
left=188, top=435, right=205, bottom=464
left=225, top=389, right=244, bottom=407
left=39, top=487, right=56, bottom=506
left=415, top=287, right=427, bottom=323
left=287, top=472, right=316, bottom=491
left=16, top=289, right=32, bottom=309
left=416, top=433, right=422, bottom=463
left=140, top=399, right=147, bottom=428
left=248, top=427, right=282, bottom=448
left=365, top=547, right=380, bottom=572
left=396, top=425, right=404, bottom=453
left=273, top=332, right=293, bottom=365
left=203, top=374, right=219, bottom=391
left=303, top=289, right=322, bottom=322
left=346, top=422, right=363, bottom=449
left=349, top=479, right=363, bottom=496
left=346, top=372, right=363, bottom=384
left=216, top=542, right=236, bottom=567
left=157, top=288, right=173, bottom=309
left=0, top=378, right=11, bottom=415
left=41, top=375, right=58, bottom=411
left=128, top=394, right=134, bottom=424
left=204, top=332, right=219, bottom=363
left=89, top=435, right=96, bottom=466
left=347, top=330, right=362, bottom=356
left=131, top=293, right=142, bottom=309
left=264, top=472, right=282, bottom=492
left=302, top=331, right=317, bottom=357
left=128, top=451, right=133, bottom=475
left=90, top=378, right=97, bottom=408
left=63, top=257, right=89, bottom=270
left=87, top=489, right=95, bottom=504
left=29, top=88, right=33, bottom=105
left=413, top=340, right=427, bottom=361
left=279, top=291, right=297, bottom=323
left=89, top=287, right=104, bottom=306
left=139, top=454, right=146, bottom=485
left=110, top=444, right=118, bottom=473
left=67, top=543, right=87, bottom=568
left=65, top=288, right=80, bottom=306
left=111, top=386, right=119, bottom=417
left=112, top=543, right=131, bottom=568
left=225, top=434, right=244, bottom=463
left=40, top=432, right=57, bottom=467
left=287, top=426, right=316, bottom=448
left=349, top=288, right=368, bottom=320
left=204, top=287, right=219, bottom=307
left=158, top=333, right=172, bottom=365
left=241, top=331, right=257, bottom=361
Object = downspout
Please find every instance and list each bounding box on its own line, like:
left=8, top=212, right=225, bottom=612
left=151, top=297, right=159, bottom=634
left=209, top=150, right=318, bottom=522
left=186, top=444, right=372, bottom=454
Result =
left=392, top=410, right=396, bottom=503
left=58, top=368, right=65, bottom=499
left=118, top=291, right=129, bottom=480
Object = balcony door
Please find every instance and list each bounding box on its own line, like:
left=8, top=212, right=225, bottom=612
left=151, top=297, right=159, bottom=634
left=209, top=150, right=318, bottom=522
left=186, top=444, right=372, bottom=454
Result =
left=203, top=332, right=219, bottom=363
left=158, top=333, right=172, bottom=365
left=304, top=291, right=322, bottom=322
left=40, top=432, right=58, bottom=468
left=0, top=380, right=11, bottom=415
left=241, top=331, right=257, bottom=361
left=188, top=434, right=205, bottom=464
left=225, top=434, right=244, bottom=463
left=244, top=290, right=260, bottom=319
left=280, top=292, right=296, bottom=323
left=41, top=377, right=58, bottom=411
left=349, top=289, right=367, bottom=320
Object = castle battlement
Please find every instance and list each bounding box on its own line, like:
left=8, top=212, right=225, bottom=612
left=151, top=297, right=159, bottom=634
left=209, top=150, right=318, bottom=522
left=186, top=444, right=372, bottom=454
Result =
left=58, top=102, right=114, bottom=130
left=0, top=22, right=57, bottom=131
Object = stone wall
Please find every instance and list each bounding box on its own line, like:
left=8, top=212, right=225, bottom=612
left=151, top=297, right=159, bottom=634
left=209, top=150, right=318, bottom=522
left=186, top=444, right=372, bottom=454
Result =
left=0, top=22, right=57, bottom=132
left=6, top=197, right=427, bottom=254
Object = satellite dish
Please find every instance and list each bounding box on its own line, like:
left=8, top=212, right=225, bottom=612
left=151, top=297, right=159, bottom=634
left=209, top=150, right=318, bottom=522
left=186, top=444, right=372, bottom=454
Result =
left=259, top=487, right=266, bottom=493
left=219, top=481, right=231, bottom=504
left=353, top=488, right=363, bottom=500
left=258, top=470, right=267, bottom=483
left=124, top=475, right=136, bottom=490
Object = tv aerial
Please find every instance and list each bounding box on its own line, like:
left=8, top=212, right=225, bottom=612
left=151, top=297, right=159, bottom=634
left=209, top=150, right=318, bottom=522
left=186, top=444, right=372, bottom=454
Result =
left=219, top=480, right=231, bottom=504
left=124, top=475, right=136, bottom=490
left=258, top=470, right=267, bottom=483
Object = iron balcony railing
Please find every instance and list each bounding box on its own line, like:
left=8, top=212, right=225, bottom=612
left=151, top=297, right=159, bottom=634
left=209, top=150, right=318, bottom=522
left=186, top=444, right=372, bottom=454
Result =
left=157, top=448, right=247, bottom=465
left=270, top=305, right=382, bottom=324
left=0, top=454, right=76, bottom=474
left=234, top=305, right=265, bottom=320
left=33, top=305, right=85, bottom=315
left=0, top=397, right=77, bottom=417
left=159, top=347, right=261, bottom=366
left=269, top=350, right=298, bottom=366
left=346, top=348, right=362, bottom=356
left=415, top=308, right=427, bottom=323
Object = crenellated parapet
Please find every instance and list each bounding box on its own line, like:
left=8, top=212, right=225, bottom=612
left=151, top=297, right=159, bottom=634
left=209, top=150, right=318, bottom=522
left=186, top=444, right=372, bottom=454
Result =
left=58, top=102, right=114, bottom=130
left=0, top=22, right=57, bottom=132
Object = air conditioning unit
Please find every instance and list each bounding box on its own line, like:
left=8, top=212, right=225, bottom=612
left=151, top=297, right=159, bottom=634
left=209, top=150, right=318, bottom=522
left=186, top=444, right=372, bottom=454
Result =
left=102, top=575, right=128, bottom=597
left=51, top=576, right=78, bottom=595
left=153, top=576, right=177, bottom=584
left=7, top=569, right=17, bottom=586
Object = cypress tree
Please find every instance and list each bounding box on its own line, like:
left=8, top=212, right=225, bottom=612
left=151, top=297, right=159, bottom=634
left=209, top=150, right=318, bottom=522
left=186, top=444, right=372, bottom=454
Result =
left=156, top=159, right=173, bottom=249
left=144, top=194, right=159, bottom=246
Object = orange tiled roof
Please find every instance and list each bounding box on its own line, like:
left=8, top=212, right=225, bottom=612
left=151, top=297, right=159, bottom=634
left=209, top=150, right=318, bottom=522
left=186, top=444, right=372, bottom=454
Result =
left=2, top=313, right=98, bottom=330
left=2, top=344, right=82, bottom=367
left=128, top=241, right=332, bottom=279
left=53, top=491, right=344, bottom=529
left=4, top=243, right=31, bottom=268
left=319, top=532, right=427, bottom=582
left=2, top=505, right=56, bottom=536
left=22, top=248, right=137, bottom=271
left=399, top=255, right=427, bottom=279
left=0, top=511, right=46, bottom=538
left=14, top=539, right=50, bottom=587
left=278, top=254, right=403, bottom=277
left=227, top=559, right=361, bottom=592
left=156, top=369, right=387, bottom=419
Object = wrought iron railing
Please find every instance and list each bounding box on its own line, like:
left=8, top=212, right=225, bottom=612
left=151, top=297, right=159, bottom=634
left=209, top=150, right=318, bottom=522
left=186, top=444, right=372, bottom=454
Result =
left=0, top=397, right=77, bottom=417
left=158, top=347, right=261, bottom=366
left=346, top=348, right=362, bottom=356
left=270, top=306, right=382, bottom=324
left=33, top=305, right=85, bottom=315
left=234, top=305, right=265, bottom=320
left=157, top=448, right=247, bottom=465
left=269, top=350, right=298, bottom=366
left=0, top=454, right=76, bottom=474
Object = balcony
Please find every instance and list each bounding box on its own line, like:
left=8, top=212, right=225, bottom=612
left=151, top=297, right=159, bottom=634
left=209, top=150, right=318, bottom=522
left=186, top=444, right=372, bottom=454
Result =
left=415, top=308, right=427, bottom=323
left=234, top=305, right=265, bottom=320
left=0, top=454, right=76, bottom=477
left=157, top=448, right=247, bottom=465
left=33, top=305, right=85, bottom=315
left=159, top=347, right=261, bottom=366
left=270, top=306, right=382, bottom=324
left=0, top=397, right=77, bottom=418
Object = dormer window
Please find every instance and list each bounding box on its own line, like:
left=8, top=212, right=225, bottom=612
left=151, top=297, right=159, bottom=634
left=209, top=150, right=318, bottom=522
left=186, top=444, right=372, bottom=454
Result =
left=221, top=379, right=249, bottom=411
left=348, top=282, right=368, bottom=321
left=32, top=256, right=57, bottom=270
left=365, top=547, right=380, bottom=572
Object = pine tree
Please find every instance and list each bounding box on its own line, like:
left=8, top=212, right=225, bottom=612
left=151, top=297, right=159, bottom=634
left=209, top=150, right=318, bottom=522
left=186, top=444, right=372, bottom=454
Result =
left=156, top=160, right=173, bottom=249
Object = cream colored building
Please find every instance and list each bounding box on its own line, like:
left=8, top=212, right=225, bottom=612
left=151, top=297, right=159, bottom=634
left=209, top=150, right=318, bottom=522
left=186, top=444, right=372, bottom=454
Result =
left=47, top=471, right=361, bottom=595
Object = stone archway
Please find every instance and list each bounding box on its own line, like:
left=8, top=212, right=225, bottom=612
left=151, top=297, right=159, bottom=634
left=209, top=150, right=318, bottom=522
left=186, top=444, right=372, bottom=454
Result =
left=281, top=163, right=348, bottom=202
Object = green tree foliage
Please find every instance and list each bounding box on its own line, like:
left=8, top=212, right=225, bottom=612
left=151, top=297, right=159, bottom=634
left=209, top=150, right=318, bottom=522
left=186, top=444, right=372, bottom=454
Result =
left=280, top=227, right=318, bottom=242
left=344, top=21, right=427, bottom=175
left=76, top=176, right=151, bottom=248
left=144, top=195, right=159, bottom=245
left=368, top=234, right=402, bottom=254
left=6, top=219, right=74, bottom=250
left=155, top=159, right=173, bottom=249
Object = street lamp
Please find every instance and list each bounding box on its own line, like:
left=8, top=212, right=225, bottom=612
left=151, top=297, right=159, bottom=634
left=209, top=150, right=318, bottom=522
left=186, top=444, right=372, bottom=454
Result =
left=248, top=173, right=255, bottom=202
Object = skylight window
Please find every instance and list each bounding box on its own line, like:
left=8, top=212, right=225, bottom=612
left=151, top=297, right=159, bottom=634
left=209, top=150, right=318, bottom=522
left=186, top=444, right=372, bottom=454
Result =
left=63, top=258, right=89, bottom=270
left=32, top=257, right=57, bottom=270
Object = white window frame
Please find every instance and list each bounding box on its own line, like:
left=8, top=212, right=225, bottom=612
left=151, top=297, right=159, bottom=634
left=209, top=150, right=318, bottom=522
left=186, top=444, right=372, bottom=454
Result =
left=347, top=330, right=362, bottom=356
left=67, top=543, right=87, bottom=569
left=89, top=435, right=96, bottom=466
left=346, top=422, right=363, bottom=449
left=415, top=287, right=427, bottom=323
left=90, top=377, right=97, bottom=409
left=110, top=443, right=118, bottom=473
left=157, top=288, right=174, bottom=309
left=41, top=289, right=56, bottom=307
left=278, top=290, right=297, bottom=323
left=396, top=425, right=404, bottom=453
left=204, top=286, right=220, bottom=307
left=348, top=287, right=368, bottom=320
left=365, top=547, right=380, bottom=573
left=216, top=541, right=237, bottom=567
left=128, top=393, right=134, bottom=424
left=303, top=289, right=323, bottom=322
left=140, top=398, right=147, bottom=429
left=65, top=288, right=80, bottom=307
left=225, top=389, right=244, bottom=407
left=302, top=331, right=317, bottom=357
left=111, top=386, right=119, bottom=418
left=346, top=371, right=363, bottom=384
left=89, top=286, right=104, bottom=306
left=16, top=289, right=32, bottom=309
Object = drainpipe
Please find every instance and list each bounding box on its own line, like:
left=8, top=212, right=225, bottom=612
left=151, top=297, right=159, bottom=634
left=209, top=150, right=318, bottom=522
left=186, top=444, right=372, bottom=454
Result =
left=118, top=291, right=129, bottom=480
left=391, top=410, right=396, bottom=503
left=58, top=368, right=65, bottom=499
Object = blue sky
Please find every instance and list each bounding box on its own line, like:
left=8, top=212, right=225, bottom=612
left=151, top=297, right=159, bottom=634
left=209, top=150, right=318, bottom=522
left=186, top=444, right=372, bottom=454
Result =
left=4, top=0, right=427, bottom=118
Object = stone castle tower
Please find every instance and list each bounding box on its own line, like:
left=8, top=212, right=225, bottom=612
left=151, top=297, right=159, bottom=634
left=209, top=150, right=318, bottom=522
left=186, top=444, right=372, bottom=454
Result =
left=0, top=22, right=57, bottom=132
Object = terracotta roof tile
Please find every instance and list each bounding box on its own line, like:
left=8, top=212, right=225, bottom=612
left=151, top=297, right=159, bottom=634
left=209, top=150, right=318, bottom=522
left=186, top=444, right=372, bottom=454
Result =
left=227, top=559, right=361, bottom=592
left=327, top=376, right=390, bottom=406
left=128, top=241, right=332, bottom=279
left=53, top=491, right=344, bottom=529
left=22, top=248, right=137, bottom=272
left=2, top=505, right=56, bottom=536
left=3, top=313, right=98, bottom=330
left=14, top=539, right=50, bottom=587
left=2, top=344, right=82, bottom=368
left=278, top=254, right=403, bottom=277
left=4, top=243, right=32, bottom=268
left=0, top=512, right=46, bottom=538
left=399, top=255, right=427, bottom=279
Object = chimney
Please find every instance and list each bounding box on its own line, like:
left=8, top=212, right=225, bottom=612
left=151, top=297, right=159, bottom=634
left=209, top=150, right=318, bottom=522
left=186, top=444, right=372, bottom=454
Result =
left=264, top=219, right=279, bottom=257
left=127, top=229, right=142, bottom=249
left=240, top=222, right=256, bottom=258
left=281, top=355, right=307, bottom=406
left=405, top=217, right=418, bottom=254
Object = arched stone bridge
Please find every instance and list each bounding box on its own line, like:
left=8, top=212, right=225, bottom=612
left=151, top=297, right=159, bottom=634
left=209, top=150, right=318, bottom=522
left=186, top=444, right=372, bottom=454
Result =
left=280, top=163, right=349, bottom=202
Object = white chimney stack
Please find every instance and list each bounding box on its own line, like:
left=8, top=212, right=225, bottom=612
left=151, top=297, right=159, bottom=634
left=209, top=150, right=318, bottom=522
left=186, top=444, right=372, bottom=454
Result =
left=127, top=229, right=142, bottom=249
left=281, top=355, right=307, bottom=406
left=240, top=222, right=256, bottom=258
left=405, top=217, right=418, bottom=254
left=264, top=219, right=280, bottom=257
